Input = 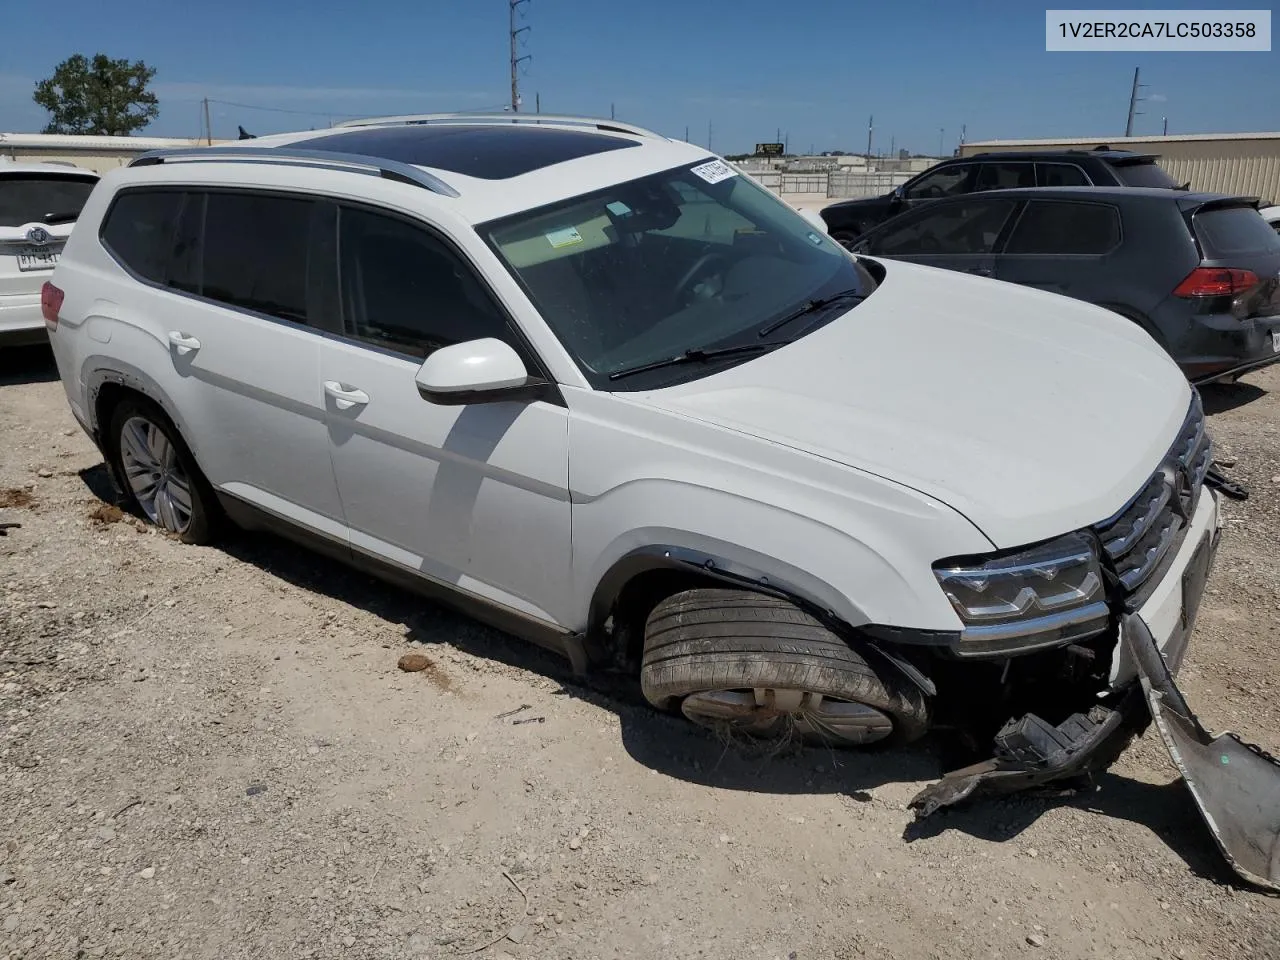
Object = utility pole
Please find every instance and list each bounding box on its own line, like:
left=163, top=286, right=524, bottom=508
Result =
left=611, top=102, right=615, bottom=120
left=1124, top=66, right=1146, bottom=137
left=707, top=119, right=712, bottom=151
left=536, top=92, right=540, bottom=114
left=938, top=127, right=944, bottom=157
left=890, top=135, right=895, bottom=158
left=960, top=123, right=966, bottom=147
left=866, top=115, right=873, bottom=159
left=509, top=0, right=531, bottom=112
left=1162, top=116, right=1168, bottom=135
left=202, top=97, right=212, bottom=145
left=684, top=125, right=689, bottom=142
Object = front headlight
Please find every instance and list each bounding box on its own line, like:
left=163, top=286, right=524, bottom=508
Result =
left=932, top=531, right=1110, bottom=656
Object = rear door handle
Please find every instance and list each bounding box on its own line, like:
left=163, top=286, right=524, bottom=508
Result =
left=167, top=331, right=201, bottom=355
left=323, top=381, right=370, bottom=410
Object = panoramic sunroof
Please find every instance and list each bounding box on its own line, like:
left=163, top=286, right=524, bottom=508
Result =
left=295, top=124, right=640, bottom=180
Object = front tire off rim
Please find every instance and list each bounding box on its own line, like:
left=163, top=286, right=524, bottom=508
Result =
left=679, top=687, right=895, bottom=746
left=118, top=415, right=194, bottom=534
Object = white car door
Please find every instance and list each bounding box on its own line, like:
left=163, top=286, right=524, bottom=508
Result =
left=317, top=203, right=572, bottom=627
left=102, top=188, right=346, bottom=538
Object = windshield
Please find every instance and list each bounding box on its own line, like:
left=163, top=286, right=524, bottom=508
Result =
left=0, top=174, right=98, bottom=227
left=1113, top=160, right=1179, bottom=189
left=481, top=160, right=876, bottom=389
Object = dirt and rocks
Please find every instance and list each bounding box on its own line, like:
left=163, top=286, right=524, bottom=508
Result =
left=1, top=345, right=1278, bottom=960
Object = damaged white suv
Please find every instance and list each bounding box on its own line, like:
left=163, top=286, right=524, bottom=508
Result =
left=44, top=113, right=1224, bottom=761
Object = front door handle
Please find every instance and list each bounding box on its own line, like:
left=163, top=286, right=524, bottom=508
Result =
left=323, top=381, right=370, bottom=410
left=966, top=266, right=993, bottom=277
left=167, top=331, right=201, bottom=355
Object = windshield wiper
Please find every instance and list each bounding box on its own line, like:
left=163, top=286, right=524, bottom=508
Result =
left=757, top=288, right=865, bottom=338
left=608, top=343, right=773, bottom=381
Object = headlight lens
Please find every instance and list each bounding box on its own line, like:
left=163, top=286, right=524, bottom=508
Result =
left=933, top=532, right=1109, bottom=656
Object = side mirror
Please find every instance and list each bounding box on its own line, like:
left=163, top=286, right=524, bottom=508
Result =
left=890, top=185, right=906, bottom=202
left=795, top=207, right=829, bottom=235
left=414, top=338, right=550, bottom=406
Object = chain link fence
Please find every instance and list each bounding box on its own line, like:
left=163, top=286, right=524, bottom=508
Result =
left=745, top=169, right=913, bottom=199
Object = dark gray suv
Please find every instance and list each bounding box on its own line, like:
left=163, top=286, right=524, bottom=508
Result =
left=848, top=186, right=1280, bottom=385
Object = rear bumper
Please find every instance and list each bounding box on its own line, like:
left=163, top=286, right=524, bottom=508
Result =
left=1178, top=313, right=1280, bottom=382
left=0, top=293, right=46, bottom=345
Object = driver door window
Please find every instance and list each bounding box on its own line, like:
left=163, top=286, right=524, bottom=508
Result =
left=338, top=206, right=513, bottom=359
left=904, top=164, right=975, bottom=200
left=870, top=198, right=1019, bottom=257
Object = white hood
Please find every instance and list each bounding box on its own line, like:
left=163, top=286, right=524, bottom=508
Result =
left=633, top=260, right=1192, bottom=549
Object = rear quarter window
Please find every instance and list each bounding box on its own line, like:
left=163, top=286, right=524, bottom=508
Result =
left=0, top=174, right=98, bottom=227
left=100, top=190, right=186, bottom=283
left=1193, top=207, right=1280, bottom=257
left=1003, top=200, right=1121, bottom=255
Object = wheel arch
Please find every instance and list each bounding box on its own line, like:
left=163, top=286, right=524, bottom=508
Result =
left=84, top=358, right=209, bottom=473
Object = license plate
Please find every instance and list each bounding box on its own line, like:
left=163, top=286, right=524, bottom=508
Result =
left=1179, top=533, right=1212, bottom=631
left=1272, top=330, right=1280, bottom=353
left=16, top=245, right=61, bottom=271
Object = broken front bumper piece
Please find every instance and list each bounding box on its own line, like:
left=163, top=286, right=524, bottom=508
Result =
left=909, top=614, right=1280, bottom=892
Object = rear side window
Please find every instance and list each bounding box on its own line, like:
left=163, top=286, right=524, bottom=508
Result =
left=100, top=190, right=185, bottom=283
left=0, top=174, right=97, bottom=227
left=1193, top=207, right=1280, bottom=257
left=1003, top=200, right=1121, bottom=255
left=201, top=192, right=313, bottom=324
left=972, top=162, right=1036, bottom=191
left=1113, top=160, right=1179, bottom=189
left=1036, top=163, right=1090, bottom=187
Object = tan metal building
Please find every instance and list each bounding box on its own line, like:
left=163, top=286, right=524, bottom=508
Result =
left=0, top=132, right=231, bottom=174
left=959, top=132, right=1280, bottom=205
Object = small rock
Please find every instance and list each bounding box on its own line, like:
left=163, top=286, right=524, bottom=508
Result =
left=138, top=867, right=155, bottom=880
left=643, top=873, right=658, bottom=886
left=3, top=915, right=18, bottom=933
left=507, top=924, right=530, bottom=944
left=307, top=746, right=320, bottom=756
left=342, top=936, right=355, bottom=948
left=1026, top=848, right=1039, bottom=858
left=1027, top=934, right=1047, bottom=948
left=246, top=783, right=268, bottom=797
left=96, top=827, right=115, bottom=841
left=568, top=837, right=581, bottom=851
left=398, top=654, right=433, bottom=673
left=36, top=468, right=53, bottom=479
left=36, top=601, right=56, bottom=609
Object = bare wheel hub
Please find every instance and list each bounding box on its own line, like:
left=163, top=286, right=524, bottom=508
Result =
left=680, top=688, right=894, bottom=746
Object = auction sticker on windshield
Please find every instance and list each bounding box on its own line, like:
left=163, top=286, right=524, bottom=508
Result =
left=545, top=226, right=584, bottom=249
left=690, top=159, right=737, bottom=185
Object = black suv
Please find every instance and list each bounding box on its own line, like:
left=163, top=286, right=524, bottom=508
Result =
left=847, top=186, right=1280, bottom=385
left=820, top=147, right=1183, bottom=247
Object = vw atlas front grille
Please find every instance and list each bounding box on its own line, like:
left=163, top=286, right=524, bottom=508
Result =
left=1094, top=392, right=1210, bottom=600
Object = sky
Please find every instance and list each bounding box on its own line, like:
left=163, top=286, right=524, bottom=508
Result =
left=0, top=0, right=1276, bottom=156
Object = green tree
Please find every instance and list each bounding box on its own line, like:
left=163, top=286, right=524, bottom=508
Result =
left=33, top=54, right=159, bottom=136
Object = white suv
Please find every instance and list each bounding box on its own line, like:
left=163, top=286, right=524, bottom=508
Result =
left=0, top=160, right=99, bottom=346
left=43, top=113, right=1222, bottom=754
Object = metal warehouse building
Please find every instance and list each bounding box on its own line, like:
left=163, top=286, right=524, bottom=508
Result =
left=0, top=133, right=230, bottom=174
left=959, top=132, right=1280, bottom=206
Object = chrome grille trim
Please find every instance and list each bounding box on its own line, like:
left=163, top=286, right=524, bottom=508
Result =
left=1094, top=391, right=1210, bottom=599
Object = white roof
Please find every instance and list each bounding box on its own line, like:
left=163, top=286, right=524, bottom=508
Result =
left=0, top=158, right=100, bottom=177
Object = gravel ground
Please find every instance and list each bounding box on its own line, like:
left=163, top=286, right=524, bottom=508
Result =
left=1, top=344, right=1278, bottom=960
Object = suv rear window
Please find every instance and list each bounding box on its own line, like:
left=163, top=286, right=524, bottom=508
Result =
left=1112, top=160, right=1179, bottom=189
left=1193, top=206, right=1280, bottom=257
left=0, top=174, right=97, bottom=226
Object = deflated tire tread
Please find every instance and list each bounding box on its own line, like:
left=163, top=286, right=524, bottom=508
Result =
left=640, top=588, right=930, bottom=744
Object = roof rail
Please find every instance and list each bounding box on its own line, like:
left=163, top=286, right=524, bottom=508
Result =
left=127, top=146, right=460, bottom=197
left=332, top=111, right=668, bottom=141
